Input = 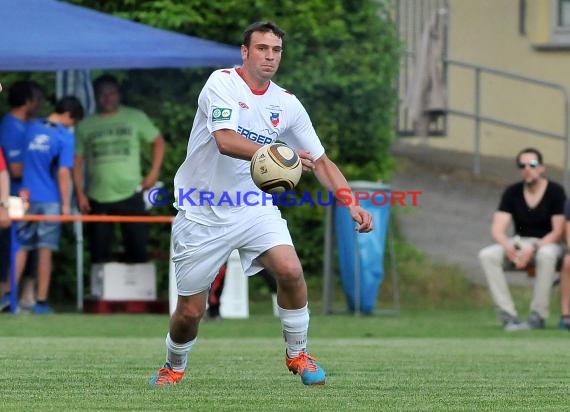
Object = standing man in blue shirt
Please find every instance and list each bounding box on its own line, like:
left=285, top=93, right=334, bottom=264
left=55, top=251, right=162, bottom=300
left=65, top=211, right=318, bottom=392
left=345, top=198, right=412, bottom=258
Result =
left=11, top=96, right=83, bottom=314
left=0, top=80, right=44, bottom=195
left=0, top=80, right=44, bottom=311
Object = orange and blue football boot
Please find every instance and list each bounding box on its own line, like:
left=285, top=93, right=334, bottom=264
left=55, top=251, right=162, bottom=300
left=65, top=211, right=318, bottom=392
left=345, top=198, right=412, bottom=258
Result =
left=149, top=362, right=185, bottom=386
left=285, top=351, right=326, bottom=385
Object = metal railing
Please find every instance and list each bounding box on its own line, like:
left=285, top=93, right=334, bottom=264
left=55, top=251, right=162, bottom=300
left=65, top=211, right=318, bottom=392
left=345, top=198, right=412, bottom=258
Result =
left=444, top=58, right=570, bottom=187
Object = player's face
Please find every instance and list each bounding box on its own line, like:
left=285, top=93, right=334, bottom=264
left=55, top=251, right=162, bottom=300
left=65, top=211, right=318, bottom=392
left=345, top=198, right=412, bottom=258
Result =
left=96, top=84, right=120, bottom=115
left=517, top=152, right=544, bottom=186
left=241, top=31, right=283, bottom=84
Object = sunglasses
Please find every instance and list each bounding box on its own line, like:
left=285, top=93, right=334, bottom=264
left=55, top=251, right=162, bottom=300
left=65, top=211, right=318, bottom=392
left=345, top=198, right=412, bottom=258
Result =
left=517, top=159, right=540, bottom=169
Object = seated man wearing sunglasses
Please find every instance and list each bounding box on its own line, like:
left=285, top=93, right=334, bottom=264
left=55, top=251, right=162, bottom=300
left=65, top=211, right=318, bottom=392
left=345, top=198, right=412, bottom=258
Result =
left=478, top=147, right=566, bottom=331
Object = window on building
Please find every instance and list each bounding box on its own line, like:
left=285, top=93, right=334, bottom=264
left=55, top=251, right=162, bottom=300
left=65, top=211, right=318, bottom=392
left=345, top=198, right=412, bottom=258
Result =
left=544, top=0, right=570, bottom=46
left=558, top=0, right=570, bottom=27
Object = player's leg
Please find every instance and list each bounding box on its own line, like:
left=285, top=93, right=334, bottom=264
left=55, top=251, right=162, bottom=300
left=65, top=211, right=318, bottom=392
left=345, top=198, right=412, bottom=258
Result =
left=256, top=246, right=325, bottom=385
left=257, top=245, right=306, bottom=308
left=238, top=212, right=325, bottom=386
left=149, top=292, right=207, bottom=386
left=150, top=213, right=229, bottom=386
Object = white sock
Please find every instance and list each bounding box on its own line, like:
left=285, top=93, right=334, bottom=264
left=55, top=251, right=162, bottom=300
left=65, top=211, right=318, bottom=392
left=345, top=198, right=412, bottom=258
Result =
left=165, top=333, right=196, bottom=372
left=278, top=303, right=309, bottom=358
left=271, top=294, right=279, bottom=318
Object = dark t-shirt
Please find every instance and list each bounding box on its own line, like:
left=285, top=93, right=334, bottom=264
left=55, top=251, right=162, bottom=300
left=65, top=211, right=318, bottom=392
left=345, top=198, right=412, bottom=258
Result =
left=498, top=180, right=566, bottom=238
left=563, top=198, right=570, bottom=220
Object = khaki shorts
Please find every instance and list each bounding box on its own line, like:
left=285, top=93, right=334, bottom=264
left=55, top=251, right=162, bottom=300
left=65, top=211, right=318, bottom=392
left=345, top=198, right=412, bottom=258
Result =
left=171, top=211, right=293, bottom=296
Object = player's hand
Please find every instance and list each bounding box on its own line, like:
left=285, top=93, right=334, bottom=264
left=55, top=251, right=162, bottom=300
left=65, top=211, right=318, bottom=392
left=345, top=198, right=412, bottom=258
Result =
left=297, top=150, right=315, bottom=173
left=77, top=192, right=91, bottom=214
left=349, top=205, right=373, bottom=233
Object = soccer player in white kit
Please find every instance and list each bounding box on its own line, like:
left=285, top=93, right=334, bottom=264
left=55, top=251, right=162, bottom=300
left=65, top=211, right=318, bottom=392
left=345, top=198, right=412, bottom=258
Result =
left=150, top=21, right=373, bottom=386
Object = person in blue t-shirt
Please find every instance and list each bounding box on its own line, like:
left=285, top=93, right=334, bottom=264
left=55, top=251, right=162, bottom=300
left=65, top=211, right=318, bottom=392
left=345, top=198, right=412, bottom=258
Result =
left=10, top=96, right=84, bottom=314
left=0, top=80, right=44, bottom=195
left=0, top=80, right=44, bottom=312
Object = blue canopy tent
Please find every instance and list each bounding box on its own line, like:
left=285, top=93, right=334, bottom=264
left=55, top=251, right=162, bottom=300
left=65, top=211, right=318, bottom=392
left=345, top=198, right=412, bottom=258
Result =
left=1, top=0, right=242, bottom=313
left=0, top=0, right=241, bottom=71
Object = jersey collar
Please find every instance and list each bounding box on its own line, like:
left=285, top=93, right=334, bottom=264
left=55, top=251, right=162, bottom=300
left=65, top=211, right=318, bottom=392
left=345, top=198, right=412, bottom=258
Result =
left=236, top=67, right=270, bottom=95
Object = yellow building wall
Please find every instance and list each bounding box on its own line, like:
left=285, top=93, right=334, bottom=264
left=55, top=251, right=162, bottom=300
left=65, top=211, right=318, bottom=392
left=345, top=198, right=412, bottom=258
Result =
left=409, top=0, right=570, bottom=169
left=526, top=0, right=551, bottom=43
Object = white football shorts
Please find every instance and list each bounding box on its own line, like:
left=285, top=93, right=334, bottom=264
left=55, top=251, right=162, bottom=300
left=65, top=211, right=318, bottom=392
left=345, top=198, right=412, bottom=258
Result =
left=171, top=211, right=293, bottom=296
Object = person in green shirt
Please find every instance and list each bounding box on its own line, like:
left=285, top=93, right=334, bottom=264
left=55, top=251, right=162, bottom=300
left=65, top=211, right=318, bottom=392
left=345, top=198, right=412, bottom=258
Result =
left=73, top=74, right=165, bottom=263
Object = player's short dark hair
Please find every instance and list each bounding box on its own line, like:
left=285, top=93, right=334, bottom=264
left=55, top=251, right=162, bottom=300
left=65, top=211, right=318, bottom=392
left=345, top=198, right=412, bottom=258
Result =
left=30, top=81, right=44, bottom=97
left=242, top=21, right=285, bottom=47
left=516, top=147, right=543, bottom=165
left=55, top=96, right=84, bottom=121
left=93, top=74, right=120, bottom=96
left=7, top=80, right=35, bottom=108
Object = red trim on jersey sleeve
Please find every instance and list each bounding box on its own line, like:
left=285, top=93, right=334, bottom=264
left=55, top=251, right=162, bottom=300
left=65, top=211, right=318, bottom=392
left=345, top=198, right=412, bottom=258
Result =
left=221, top=70, right=231, bottom=74
left=0, top=147, right=6, bottom=172
left=235, top=67, right=271, bottom=95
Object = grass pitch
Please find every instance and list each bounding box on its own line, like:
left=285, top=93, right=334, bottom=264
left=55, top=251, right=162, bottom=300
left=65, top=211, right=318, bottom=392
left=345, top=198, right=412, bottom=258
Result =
left=1, top=309, right=569, bottom=411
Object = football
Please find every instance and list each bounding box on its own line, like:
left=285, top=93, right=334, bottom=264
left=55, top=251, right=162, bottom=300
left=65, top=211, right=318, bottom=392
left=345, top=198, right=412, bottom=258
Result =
left=250, top=143, right=302, bottom=194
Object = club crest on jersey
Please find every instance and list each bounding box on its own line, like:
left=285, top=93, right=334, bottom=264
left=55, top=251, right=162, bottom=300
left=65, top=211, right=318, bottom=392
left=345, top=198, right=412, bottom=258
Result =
left=270, top=112, right=280, bottom=127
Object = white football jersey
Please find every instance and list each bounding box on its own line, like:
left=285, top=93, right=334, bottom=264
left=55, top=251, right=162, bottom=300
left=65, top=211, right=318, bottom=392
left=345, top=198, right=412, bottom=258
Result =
left=174, top=67, right=325, bottom=225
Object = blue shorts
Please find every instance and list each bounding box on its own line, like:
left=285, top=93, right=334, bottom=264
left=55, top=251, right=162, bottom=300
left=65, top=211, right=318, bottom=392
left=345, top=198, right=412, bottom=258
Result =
left=17, top=202, right=61, bottom=251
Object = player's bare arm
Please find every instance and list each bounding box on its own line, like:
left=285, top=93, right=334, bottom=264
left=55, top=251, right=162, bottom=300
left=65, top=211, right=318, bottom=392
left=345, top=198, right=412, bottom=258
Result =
left=213, top=129, right=263, bottom=161
left=313, top=154, right=373, bottom=233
